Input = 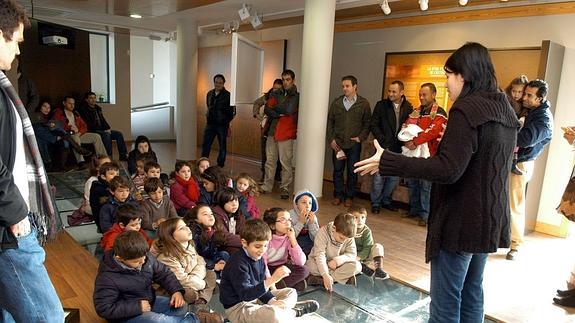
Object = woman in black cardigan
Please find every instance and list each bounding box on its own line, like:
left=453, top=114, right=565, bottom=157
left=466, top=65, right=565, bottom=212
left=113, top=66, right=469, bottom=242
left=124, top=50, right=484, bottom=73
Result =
left=356, top=42, right=519, bottom=323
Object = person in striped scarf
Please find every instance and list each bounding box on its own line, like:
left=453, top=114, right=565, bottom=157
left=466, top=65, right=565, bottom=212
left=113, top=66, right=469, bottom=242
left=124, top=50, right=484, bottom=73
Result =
left=0, top=1, right=64, bottom=321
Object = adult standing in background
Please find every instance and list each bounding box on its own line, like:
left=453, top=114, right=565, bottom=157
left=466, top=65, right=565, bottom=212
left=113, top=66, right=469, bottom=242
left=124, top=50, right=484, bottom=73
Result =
left=77, top=91, right=129, bottom=160
left=261, top=69, right=299, bottom=200
left=327, top=75, right=371, bottom=207
left=0, top=1, right=64, bottom=321
left=355, top=42, right=519, bottom=323
left=506, top=79, right=553, bottom=261
left=369, top=80, right=413, bottom=213
left=201, top=74, right=235, bottom=168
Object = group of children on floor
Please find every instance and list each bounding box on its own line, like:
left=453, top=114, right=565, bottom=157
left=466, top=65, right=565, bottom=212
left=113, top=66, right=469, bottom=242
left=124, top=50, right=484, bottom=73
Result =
left=88, top=138, right=388, bottom=322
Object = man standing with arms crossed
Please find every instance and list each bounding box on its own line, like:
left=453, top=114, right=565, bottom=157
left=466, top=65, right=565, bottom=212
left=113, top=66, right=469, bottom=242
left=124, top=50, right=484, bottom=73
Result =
left=0, top=1, right=64, bottom=321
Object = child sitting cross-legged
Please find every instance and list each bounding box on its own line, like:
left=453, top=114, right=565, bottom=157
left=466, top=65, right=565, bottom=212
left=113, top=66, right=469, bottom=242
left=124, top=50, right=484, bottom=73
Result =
left=183, top=205, right=232, bottom=275
left=99, top=176, right=138, bottom=233
left=90, top=161, right=120, bottom=232
left=219, top=219, right=319, bottom=322
left=153, top=218, right=222, bottom=322
left=170, top=161, right=201, bottom=216
left=263, top=208, right=309, bottom=292
left=93, top=231, right=198, bottom=322
left=140, top=177, right=178, bottom=239
left=235, top=173, right=261, bottom=219
left=306, top=213, right=362, bottom=291
left=349, top=206, right=389, bottom=280
left=289, top=190, right=320, bottom=255
left=100, top=204, right=153, bottom=251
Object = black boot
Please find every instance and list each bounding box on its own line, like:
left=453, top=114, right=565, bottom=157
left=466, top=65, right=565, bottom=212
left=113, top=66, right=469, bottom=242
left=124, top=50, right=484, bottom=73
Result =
left=63, top=136, right=93, bottom=157
left=57, top=149, right=72, bottom=172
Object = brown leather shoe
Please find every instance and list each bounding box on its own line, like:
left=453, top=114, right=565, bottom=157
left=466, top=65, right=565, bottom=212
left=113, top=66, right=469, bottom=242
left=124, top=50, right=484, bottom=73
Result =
left=344, top=198, right=353, bottom=207
left=331, top=198, right=342, bottom=206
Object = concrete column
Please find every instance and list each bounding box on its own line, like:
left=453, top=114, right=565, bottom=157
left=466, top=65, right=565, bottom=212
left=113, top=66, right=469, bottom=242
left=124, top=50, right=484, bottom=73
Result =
left=176, top=19, right=198, bottom=160
left=294, top=0, right=336, bottom=197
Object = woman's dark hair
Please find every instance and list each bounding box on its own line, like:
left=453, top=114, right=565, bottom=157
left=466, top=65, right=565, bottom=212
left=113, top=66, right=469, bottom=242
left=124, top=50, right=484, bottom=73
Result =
left=35, top=99, right=52, bottom=113
left=213, top=187, right=239, bottom=209
left=183, top=204, right=227, bottom=247
left=444, top=42, right=498, bottom=99
left=133, top=135, right=153, bottom=152
left=200, top=166, right=229, bottom=191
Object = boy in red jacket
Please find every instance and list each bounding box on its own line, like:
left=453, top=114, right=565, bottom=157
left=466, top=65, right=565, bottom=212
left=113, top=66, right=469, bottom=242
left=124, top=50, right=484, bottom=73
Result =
left=100, top=204, right=152, bottom=251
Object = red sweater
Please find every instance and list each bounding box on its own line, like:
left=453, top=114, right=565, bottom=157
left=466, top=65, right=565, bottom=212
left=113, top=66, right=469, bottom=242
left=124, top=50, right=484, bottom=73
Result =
left=52, top=108, right=88, bottom=135
left=405, top=103, right=448, bottom=156
left=100, top=223, right=153, bottom=251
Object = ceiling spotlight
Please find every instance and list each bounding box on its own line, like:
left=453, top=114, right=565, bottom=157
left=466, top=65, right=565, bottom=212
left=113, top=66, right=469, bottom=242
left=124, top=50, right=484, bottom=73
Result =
left=459, top=0, right=469, bottom=5
left=381, top=0, right=391, bottom=15
left=251, top=13, right=263, bottom=30
left=419, top=0, right=429, bottom=11
left=130, top=13, right=142, bottom=19
left=238, top=3, right=252, bottom=22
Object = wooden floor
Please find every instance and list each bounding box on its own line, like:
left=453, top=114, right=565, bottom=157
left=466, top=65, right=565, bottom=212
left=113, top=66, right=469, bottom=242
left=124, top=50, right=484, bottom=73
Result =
left=44, top=143, right=575, bottom=322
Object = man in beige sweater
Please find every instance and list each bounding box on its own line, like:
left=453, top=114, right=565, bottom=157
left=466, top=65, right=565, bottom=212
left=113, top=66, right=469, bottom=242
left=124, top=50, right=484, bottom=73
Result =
left=306, top=213, right=362, bottom=291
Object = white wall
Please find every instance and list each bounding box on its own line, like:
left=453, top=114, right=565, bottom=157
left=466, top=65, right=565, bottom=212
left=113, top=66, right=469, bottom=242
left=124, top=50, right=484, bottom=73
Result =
left=153, top=40, right=172, bottom=104
left=130, top=36, right=154, bottom=108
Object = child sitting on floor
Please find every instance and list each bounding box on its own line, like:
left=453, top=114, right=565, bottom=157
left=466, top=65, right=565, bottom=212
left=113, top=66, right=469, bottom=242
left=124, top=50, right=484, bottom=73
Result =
left=219, top=219, right=319, bottom=322
left=263, top=207, right=309, bottom=291
left=183, top=204, right=233, bottom=275
left=154, top=218, right=218, bottom=315
left=90, top=162, right=120, bottom=232
left=289, top=190, right=320, bottom=255
left=140, top=177, right=178, bottom=239
left=100, top=204, right=152, bottom=251
left=349, top=206, right=389, bottom=280
left=306, top=213, right=361, bottom=291
left=99, top=176, right=137, bottom=233
left=235, top=173, right=261, bottom=219
left=93, top=231, right=197, bottom=322
left=84, top=156, right=111, bottom=217
left=170, top=161, right=200, bottom=216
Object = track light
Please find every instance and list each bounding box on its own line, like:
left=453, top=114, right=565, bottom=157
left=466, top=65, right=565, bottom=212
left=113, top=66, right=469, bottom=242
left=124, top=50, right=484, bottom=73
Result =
left=381, top=0, right=391, bottom=15
left=251, top=13, right=263, bottom=29
left=419, top=0, right=429, bottom=11
left=459, top=0, right=469, bottom=5
left=238, top=3, right=251, bottom=22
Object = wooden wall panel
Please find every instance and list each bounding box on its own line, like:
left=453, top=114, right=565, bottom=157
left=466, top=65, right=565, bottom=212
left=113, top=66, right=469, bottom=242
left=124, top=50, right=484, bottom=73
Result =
left=19, top=20, right=91, bottom=108
left=197, top=40, right=285, bottom=159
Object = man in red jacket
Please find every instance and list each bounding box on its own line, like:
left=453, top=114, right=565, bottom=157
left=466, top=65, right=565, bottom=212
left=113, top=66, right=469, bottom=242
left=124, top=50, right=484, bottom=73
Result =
left=402, top=83, right=447, bottom=226
left=53, top=96, right=108, bottom=168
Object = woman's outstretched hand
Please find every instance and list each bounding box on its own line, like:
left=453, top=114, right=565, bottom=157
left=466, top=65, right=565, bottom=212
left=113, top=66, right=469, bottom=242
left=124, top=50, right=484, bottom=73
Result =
left=354, top=139, right=385, bottom=176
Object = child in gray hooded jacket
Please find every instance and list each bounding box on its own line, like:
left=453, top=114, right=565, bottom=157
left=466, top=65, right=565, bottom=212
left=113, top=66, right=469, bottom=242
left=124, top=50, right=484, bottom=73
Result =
left=289, top=190, right=320, bottom=255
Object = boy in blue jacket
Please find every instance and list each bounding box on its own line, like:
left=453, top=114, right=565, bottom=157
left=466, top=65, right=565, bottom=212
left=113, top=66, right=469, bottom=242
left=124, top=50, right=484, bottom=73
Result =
left=219, top=219, right=319, bottom=322
left=93, top=231, right=198, bottom=323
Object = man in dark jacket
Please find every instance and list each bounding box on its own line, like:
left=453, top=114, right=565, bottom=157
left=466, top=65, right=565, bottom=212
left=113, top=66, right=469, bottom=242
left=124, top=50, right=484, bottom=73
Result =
left=0, top=1, right=64, bottom=321
left=201, top=74, right=236, bottom=168
left=369, top=80, right=413, bottom=213
left=507, top=79, right=553, bottom=260
left=77, top=91, right=128, bottom=160
left=93, top=231, right=197, bottom=322
left=327, top=75, right=371, bottom=207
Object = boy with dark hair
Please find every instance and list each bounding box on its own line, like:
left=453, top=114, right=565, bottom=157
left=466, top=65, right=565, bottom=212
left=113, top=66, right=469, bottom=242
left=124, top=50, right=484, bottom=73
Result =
left=90, top=161, right=120, bottom=232
left=93, top=231, right=197, bottom=322
left=220, top=219, right=319, bottom=322
left=306, top=213, right=361, bottom=291
left=100, top=176, right=137, bottom=233
left=140, top=177, right=178, bottom=238
left=348, top=206, right=389, bottom=280
left=100, top=204, right=152, bottom=251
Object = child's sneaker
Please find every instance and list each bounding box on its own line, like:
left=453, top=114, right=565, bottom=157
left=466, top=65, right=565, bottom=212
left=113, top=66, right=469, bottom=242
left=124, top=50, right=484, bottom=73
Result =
left=374, top=268, right=390, bottom=280
left=294, top=300, right=320, bottom=317
left=345, top=275, right=357, bottom=286
left=361, top=263, right=375, bottom=277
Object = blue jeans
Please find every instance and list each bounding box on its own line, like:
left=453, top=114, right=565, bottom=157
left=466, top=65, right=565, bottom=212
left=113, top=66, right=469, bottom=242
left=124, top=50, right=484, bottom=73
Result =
left=297, top=233, right=314, bottom=256
left=124, top=296, right=198, bottom=323
left=332, top=143, right=361, bottom=199
left=201, top=124, right=228, bottom=167
left=370, top=173, right=399, bottom=207
left=429, top=249, right=488, bottom=323
left=205, top=251, right=230, bottom=270
left=33, top=125, right=69, bottom=165
left=406, top=178, right=432, bottom=220
left=96, top=129, right=127, bottom=157
left=0, top=227, right=64, bottom=323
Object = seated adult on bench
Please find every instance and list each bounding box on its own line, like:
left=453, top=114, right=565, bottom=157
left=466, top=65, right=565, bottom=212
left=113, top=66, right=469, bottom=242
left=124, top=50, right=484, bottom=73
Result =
left=53, top=96, right=108, bottom=169
left=77, top=91, right=128, bottom=160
